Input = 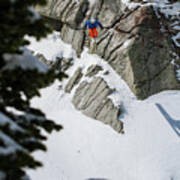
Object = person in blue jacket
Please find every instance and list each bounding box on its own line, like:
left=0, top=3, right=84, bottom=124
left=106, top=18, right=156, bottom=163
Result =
left=84, top=18, right=103, bottom=39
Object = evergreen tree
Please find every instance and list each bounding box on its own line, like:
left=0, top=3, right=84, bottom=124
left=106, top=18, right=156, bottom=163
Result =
left=0, top=0, right=66, bottom=179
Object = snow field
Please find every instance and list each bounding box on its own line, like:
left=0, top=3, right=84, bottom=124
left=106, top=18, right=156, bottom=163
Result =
left=27, top=32, right=180, bottom=180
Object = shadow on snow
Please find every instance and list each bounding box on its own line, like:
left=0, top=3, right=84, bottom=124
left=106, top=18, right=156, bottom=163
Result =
left=156, top=103, right=180, bottom=137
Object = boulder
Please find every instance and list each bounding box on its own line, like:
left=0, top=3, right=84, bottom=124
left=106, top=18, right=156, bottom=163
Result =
left=72, top=77, right=123, bottom=133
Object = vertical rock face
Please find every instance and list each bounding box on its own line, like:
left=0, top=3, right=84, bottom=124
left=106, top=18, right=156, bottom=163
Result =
left=37, top=0, right=179, bottom=99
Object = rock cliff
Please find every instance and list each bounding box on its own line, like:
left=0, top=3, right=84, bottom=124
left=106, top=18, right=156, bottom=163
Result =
left=36, top=0, right=180, bottom=132
left=37, top=0, right=179, bottom=99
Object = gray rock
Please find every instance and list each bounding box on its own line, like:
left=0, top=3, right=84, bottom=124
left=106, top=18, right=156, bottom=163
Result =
left=65, top=67, right=83, bottom=93
left=85, top=65, right=103, bottom=77
left=61, top=58, right=74, bottom=71
left=72, top=77, right=123, bottom=133
left=37, top=1, right=180, bottom=99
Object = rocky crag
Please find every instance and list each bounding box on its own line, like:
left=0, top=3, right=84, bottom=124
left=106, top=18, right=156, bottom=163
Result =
left=36, top=0, right=180, bottom=133
left=37, top=0, right=180, bottom=99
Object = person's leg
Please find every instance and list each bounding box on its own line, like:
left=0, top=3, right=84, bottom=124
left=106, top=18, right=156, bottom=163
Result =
left=89, top=29, right=94, bottom=38
left=92, top=28, right=98, bottom=38
left=89, top=28, right=98, bottom=54
left=89, top=28, right=98, bottom=38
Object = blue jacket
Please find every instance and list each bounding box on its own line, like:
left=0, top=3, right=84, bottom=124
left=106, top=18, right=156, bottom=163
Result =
left=84, top=20, right=103, bottom=29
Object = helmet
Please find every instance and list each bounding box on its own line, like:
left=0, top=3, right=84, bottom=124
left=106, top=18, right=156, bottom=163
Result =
left=90, top=18, right=96, bottom=24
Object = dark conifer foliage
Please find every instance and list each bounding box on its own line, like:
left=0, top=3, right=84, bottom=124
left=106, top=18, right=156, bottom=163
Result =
left=0, top=0, right=65, bottom=179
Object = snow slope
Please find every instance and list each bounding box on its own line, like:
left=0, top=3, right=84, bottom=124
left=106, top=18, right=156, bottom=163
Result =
left=27, top=32, right=180, bottom=180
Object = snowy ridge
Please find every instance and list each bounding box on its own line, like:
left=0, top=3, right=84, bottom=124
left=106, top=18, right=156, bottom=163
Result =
left=27, top=32, right=180, bottom=180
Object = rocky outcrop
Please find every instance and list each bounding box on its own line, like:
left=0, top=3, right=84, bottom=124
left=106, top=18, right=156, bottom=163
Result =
left=36, top=0, right=179, bottom=99
left=63, top=64, right=123, bottom=133
left=65, top=67, right=83, bottom=93
left=72, top=76, right=123, bottom=133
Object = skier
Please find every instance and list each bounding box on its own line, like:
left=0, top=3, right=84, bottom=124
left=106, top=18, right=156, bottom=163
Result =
left=84, top=18, right=103, bottom=39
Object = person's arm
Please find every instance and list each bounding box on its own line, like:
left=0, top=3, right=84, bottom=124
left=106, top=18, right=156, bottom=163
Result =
left=97, top=21, right=103, bottom=29
left=84, top=21, right=88, bottom=29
